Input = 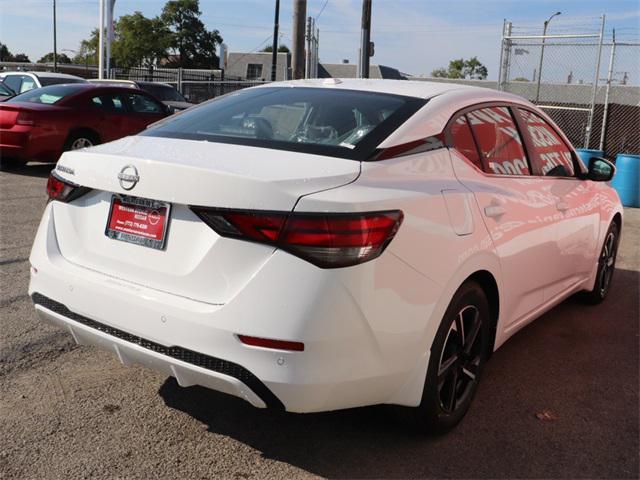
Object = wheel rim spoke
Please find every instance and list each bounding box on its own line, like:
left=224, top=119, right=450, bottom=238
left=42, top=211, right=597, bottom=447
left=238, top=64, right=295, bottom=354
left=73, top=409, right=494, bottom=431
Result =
left=446, top=369, right=459, bottom=412
left=438, top=353, right=458, bottom=384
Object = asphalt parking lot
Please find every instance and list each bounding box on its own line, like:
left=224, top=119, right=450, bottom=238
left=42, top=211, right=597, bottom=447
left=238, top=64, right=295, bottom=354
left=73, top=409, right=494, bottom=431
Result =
left=1, top=163, right=638, bottom=479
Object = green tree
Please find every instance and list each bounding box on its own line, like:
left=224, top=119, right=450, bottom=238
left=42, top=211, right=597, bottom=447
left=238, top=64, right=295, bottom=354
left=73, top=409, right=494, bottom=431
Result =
left=0, top=42, right=13, bottom=61
left=261, top=44, right=290, bottom=53
left=430, top=67, right=448, bottom=78
left=12, top=53, right=31, bottom=63
left=38, top=52, right=72, bottom=64
left=431, top=57, right=488, bottom=80
left=73, top=29, right=100, bottom=66
left=161, top=0, right=222, bottom=68
left=462, top=56, right=488, bottom=80
left=113, top=12, right=171, bottom=67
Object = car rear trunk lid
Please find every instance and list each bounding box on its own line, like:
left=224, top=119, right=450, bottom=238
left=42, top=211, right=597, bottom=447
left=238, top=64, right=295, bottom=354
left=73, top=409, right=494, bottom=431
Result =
left=51, top=135, right=360, bottom=304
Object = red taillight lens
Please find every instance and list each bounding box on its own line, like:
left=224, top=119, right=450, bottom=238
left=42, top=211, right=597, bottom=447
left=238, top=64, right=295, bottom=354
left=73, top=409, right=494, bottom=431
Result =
left=16, top=111, right=35, bottom=126
left=238, top=335, right=304, bottom=352
left=47, top=172, right=90, bottom=203
left=191, top=208, right=403, bottom=268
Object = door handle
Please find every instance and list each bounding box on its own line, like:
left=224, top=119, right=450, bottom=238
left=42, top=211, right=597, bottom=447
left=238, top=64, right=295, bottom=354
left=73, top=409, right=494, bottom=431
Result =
left=484, top=205, right=506, bottom=218
left=556, top=201, right=570, bottom=212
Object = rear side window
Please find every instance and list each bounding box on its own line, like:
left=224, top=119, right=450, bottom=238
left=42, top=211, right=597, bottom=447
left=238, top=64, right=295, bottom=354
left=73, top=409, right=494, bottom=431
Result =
left=450, top=115, right=482, bottom=170
left=519, top=109, right=575, bottom=177
left=20, top=77, right=37, bottom=93
left=92, top=94, right=126, bottom=112
left=467, top=107, right=529, bottom=176
left=142, top=87, right=426, bottom=160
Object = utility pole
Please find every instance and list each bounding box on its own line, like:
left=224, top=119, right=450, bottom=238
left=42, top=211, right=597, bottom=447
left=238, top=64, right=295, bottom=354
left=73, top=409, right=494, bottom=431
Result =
left=292, top=0, right=307, bottom=80
left=106, top=0, right=116, bottom=78
left=270, top=0, right=280, bottom=81
left=53, top=0, right=57, bottom=72
left=305, top=16, right=312, bottom=78
left=534, top=11, right=561, bottom=102
left=98, top=0, right=104, bottom=79
left=358, top=0, right=372, bottom=78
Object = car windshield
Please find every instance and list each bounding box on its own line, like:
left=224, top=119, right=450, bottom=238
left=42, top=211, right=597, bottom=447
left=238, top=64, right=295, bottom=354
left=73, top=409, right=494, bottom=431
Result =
left=141, top=84, right=186, bottom=102
left=39, top=77, right=86, bottom=86
left=7, top=85, right=80, bottom=104
left=142, top=87, right=425, bottom=160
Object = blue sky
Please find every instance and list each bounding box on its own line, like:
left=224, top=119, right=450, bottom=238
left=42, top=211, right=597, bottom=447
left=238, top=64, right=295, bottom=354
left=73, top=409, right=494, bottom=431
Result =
left=1, top=0, right=638, bottom=78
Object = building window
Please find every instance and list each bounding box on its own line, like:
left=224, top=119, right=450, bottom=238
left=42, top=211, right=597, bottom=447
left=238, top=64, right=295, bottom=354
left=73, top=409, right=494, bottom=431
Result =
left=246, top=64, right=264, bottom=80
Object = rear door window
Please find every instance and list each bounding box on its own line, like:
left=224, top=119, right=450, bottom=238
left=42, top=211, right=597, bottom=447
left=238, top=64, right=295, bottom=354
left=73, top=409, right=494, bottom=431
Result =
left=518, top=109, right=575, bottom=177
left=449, top=115, right=482, bottom=170
left=467, top=106, right=530, bottom=176
left=92, top=94, right=126, bottom=112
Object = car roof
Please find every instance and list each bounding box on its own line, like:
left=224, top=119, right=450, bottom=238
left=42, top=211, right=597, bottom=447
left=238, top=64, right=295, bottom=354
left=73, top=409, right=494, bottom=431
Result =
left=257, top=78, right=487, bottom=100
left=1, top=71, right=85, bottom=80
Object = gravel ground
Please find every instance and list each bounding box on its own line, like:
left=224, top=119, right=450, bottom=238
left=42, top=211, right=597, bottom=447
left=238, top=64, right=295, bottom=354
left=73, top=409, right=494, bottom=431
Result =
left=1, top=163, right=638, bottom=479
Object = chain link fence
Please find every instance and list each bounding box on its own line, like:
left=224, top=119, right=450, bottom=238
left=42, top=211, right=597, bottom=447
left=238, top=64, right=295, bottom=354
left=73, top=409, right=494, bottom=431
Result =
left=498, top=17, right=640, bottom=158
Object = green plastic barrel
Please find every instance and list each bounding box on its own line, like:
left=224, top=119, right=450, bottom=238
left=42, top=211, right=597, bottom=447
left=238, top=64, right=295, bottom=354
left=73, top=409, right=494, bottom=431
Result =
left=611, top=153, right=640, bottom=208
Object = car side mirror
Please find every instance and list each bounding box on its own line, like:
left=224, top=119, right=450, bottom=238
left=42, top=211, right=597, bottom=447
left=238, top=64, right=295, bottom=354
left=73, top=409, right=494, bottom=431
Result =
left=587, top=157, right=615, bottom=182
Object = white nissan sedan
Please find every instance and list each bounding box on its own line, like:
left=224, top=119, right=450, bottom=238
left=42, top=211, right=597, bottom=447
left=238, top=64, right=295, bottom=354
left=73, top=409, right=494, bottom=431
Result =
left=29, top=79, right=622, bottom=432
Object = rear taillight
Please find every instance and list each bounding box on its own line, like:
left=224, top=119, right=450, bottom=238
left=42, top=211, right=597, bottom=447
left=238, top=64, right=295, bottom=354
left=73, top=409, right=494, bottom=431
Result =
left=47, top=172, right=91, bottom=203
left=16, top=111, right=35, bottom=126
left=191, top=208, right=404, bottom=268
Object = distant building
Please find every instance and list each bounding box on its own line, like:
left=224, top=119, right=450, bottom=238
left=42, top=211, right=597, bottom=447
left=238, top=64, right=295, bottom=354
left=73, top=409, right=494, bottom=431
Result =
left=224, top=52, right=405, bottom=81
left=318, top=63, right=405, bottom=80
left=225, top=52, right=291, bottom=81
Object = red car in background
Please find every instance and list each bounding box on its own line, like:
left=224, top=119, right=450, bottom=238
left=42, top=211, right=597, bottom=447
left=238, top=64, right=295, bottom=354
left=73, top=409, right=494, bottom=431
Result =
left=0, top=83, right=169, bottom=167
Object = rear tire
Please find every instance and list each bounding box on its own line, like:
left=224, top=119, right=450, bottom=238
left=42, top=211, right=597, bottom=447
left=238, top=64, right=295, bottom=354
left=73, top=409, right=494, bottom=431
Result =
left=64, top=131, right=99, bottom=152
left=580, top=222, right=619, bottom=304
left=412, top=281, right=491, bottom=434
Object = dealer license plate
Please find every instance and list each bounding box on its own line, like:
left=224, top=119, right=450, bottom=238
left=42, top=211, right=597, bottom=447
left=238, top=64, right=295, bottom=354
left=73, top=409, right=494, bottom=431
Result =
left=105, top=195, right=171, bottom=250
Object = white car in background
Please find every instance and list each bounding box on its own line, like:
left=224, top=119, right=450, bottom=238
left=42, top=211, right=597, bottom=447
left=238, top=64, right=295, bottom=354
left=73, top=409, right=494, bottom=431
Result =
left=29, top=79, right=622, bottom=432
left=0, top=71, right=86, bottom=94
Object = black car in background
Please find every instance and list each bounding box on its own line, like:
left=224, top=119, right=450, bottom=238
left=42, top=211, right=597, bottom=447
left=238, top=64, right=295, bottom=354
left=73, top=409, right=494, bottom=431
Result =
left=89, top=79, right=194, bottom=113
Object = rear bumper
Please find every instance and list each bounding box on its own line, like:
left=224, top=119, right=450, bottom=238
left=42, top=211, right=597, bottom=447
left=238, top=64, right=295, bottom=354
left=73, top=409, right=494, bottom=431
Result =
left=0, top=127, right=59, bottom=162
left=29, top=202, right=441, bottom=412
left=32, top=293, right=280, bottom=409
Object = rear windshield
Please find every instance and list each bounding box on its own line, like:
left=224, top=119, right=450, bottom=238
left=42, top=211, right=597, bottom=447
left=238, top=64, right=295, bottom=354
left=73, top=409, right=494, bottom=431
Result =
left=141, top=84, right=186, bottom=102
left=7, top=85, right=80, bottom=104
left=39, top=77, right=86, bottom=86
left=141, top=87, right=426, bottom=160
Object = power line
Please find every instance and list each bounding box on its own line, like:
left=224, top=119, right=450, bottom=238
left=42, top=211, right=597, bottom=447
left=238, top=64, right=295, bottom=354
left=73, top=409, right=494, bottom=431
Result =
left=315, top=0, right=329, bottom=22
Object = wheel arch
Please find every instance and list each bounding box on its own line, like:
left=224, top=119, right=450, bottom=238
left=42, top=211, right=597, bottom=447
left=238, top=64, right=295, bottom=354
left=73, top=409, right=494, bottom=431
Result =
left=465, top=270, right=500, bottom=355
left=65, top=127, right=101, bottom=147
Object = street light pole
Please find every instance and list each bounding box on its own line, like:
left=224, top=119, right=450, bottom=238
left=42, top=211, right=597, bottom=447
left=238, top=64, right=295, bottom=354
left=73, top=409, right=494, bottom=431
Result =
left=53, top=0, right=57, bottom=72
left=534, top=11, right=561, bottom=103
left=98, top=0, right=104, bottom=79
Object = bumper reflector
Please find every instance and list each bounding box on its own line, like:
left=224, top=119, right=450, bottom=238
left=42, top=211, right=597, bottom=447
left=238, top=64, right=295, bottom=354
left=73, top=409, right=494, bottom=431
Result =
left=238, top=335, right=304, bottom=352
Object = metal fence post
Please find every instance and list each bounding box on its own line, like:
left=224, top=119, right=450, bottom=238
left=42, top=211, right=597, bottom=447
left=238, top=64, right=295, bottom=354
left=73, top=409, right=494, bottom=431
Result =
left=177, top=67, right=183, bottom=94
left=584, top=14, right=606, bottom=149
left=599, top=30, right=616, bottom=152
left=498, top=22, right=512, bottom=91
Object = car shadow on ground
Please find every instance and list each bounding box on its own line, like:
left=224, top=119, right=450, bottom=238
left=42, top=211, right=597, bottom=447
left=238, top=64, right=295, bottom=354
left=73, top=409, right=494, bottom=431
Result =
left=158, top=268, right=639, bottom=479
left=0, top=163, right=54, bottom=179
